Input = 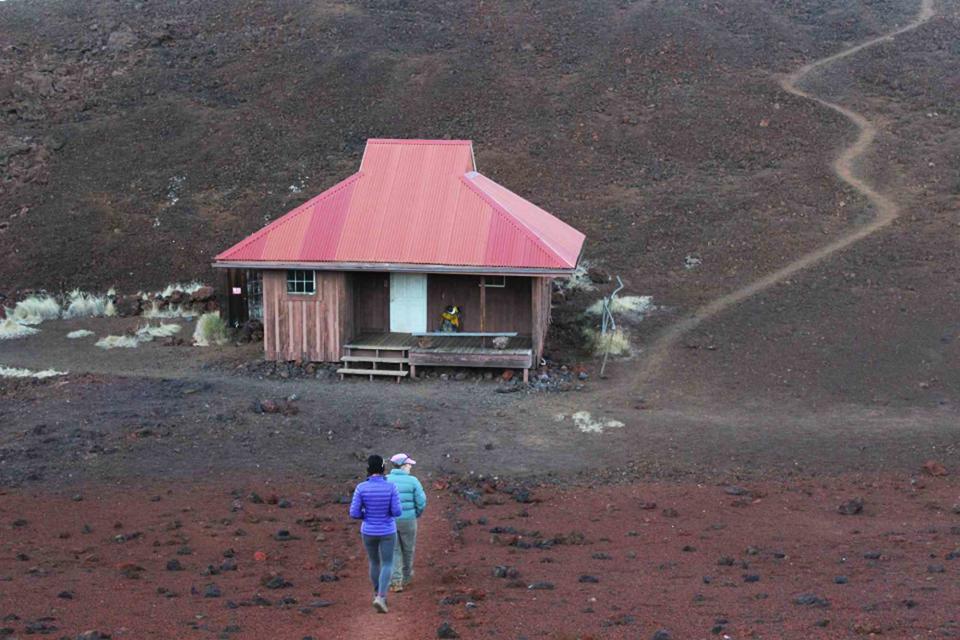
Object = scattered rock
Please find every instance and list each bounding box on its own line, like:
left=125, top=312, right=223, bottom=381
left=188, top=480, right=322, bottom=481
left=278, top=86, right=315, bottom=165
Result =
left=203, top=583, right=222, bottom=598
left=166, top=559, right=183, bottom=571
left=436, top=622, right=459, bottom=639
left=578, top=575, right=600, bottom=583
left=261, top=574, right=291, bottom=589
left=527, top=581, right=554, bottom=590
left=793, top=593, right=830, bottom=607
left=651, top=630, right=673, bottom=640
left=838, top=498, right=864, bottom=515
left=273, top=529, right=298, bottom=542
left=922, top=460, right=948, bottom=476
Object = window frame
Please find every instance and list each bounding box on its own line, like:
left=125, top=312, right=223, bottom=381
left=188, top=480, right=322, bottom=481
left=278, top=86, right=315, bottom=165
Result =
left=482, top=275, right=507, bottom=288
left=286, top=269, right=316, bottom=295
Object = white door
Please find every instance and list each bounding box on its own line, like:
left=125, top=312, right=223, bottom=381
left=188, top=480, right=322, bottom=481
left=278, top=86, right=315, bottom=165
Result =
left=389, top=273, right=427, bottom=333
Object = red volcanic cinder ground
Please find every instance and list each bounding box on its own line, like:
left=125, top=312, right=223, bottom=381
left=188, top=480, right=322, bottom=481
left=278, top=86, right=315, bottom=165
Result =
left=1, top=474, right=958, bottom=639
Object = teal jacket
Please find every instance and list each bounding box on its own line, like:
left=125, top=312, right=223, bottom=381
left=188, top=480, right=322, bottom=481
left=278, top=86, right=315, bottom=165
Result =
left=386, top=469, right=427, bottom=520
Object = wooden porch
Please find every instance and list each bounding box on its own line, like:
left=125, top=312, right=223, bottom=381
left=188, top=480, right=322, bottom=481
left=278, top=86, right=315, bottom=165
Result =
left=338, top=332, right=534, bottom=382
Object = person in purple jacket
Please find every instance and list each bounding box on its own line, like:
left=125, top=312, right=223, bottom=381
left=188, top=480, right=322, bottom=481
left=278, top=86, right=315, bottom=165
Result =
left=349, top=454, right=402, bottom=613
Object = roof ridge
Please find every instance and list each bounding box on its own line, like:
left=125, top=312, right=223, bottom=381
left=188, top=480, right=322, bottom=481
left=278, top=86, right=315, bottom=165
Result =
left=459, top=173, right=571, bottom=268
left=365, top=139, right=473, bottom=146
left=215, top=173, right=363, bottom=260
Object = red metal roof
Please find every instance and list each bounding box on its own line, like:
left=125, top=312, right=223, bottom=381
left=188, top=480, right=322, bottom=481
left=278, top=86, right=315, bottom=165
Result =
left=215, top=139, right=585, bottom=272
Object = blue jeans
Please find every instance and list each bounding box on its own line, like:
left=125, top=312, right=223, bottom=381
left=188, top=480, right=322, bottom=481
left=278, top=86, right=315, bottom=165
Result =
left=362, top=533, right=396, bottom=597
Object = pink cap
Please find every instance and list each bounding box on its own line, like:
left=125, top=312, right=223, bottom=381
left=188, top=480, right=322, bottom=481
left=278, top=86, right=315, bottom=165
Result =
left=390, top=453, right=416, bottom=466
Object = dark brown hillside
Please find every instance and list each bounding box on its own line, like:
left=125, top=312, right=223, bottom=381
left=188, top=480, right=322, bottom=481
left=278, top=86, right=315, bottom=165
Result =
left=0, top=0, right=918, bottom=298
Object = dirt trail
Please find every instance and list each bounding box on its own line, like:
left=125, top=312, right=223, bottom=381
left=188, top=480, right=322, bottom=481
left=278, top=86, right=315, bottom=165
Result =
left=328, top=507, right=452, bottom=639
left=630, top=0, right=936, bottom=387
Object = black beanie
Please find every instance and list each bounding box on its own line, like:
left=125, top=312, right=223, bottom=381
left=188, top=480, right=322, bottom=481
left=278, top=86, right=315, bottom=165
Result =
left=367, top=454, right=385, bottom=475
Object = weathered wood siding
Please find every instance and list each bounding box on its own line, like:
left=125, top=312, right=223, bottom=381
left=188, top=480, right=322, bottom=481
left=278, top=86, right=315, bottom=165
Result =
left=262, top=270, right=352, bottom=362
left=353, top=271, right=389, bottom=333
left=531, top=277, right=553, bottom=360
left=427, top=275, right=532, bottom=333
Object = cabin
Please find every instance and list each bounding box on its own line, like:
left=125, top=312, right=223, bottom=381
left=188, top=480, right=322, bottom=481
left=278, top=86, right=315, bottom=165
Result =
left=214, top=139, right=585, bottom=381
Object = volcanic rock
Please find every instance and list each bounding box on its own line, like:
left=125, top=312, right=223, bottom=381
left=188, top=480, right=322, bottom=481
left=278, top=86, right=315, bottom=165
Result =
left=838, top=498, right=864, bottom=515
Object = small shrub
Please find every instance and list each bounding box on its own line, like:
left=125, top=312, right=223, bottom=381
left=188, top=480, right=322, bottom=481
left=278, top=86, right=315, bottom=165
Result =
left=583, top=327, right=631, bottom=357
left=160, top=281, right=204, bottom=298
left=0, top=318, right=40, bottom=340
left=95, top=335, right=141, bottom=349
left=193, top=312, right=229, bottom=347
left=62, top=289, right=109, bottom=319
left=136, top=323, right=182, bottom=341
left=0, top=365, right=67, bottom=379
left=556, top=261, right=596, bottom=294
left=6, top=294, right=61, bottom=325
left=585, top=295, right=654, bottom=318
left=142, top=300, right=197, bottom=319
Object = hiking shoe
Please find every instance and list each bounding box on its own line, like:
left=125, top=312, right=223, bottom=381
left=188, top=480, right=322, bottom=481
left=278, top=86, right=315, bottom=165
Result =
left=389, top=582, right=404, bottom=593
left=373, top=596, right=388, bottom=613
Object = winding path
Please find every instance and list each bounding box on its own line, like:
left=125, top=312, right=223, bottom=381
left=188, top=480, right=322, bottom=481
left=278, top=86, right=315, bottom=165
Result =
left=632, top=0, right=935, bottom=385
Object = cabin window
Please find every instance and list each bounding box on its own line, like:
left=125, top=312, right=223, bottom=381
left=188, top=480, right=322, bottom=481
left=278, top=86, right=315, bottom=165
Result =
left=286, top=269, right=316, bottom=295
left=246, top=270, right=263, bottom=320
left=483, top=275, right=507, bottom=288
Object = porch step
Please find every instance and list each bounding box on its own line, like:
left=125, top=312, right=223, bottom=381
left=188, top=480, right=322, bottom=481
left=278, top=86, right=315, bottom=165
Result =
left=341, top=355, right=408, bottom=364
left=344, top=343, right=411, bottom=351
left=337, top=368, right=409, bottom=380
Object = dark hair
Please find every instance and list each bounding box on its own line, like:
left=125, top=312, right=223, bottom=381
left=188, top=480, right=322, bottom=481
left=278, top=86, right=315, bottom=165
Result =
left=367, top=455, right=385, bottom=476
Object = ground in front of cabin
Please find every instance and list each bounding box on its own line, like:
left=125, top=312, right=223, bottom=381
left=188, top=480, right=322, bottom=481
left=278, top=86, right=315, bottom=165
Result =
left=2, top=475, right=959, bottom=640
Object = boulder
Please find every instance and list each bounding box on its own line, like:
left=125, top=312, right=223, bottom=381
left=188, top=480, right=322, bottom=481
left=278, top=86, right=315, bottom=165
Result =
left=106, top=26, right=138, bottom=50
left=189, top=286, right=215, bottom=303
left=115, top=295, right=141, bottom=317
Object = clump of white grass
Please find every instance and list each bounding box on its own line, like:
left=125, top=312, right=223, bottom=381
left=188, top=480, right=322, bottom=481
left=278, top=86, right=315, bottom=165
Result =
left=571, top=410, right=624, bottom=434
left=6, top=294, right=61, bottom=325
left=585, top=295, right=654, bottom=319
left=136, top=323, right=181, bottom=340
left=104, top=299, right=117, bottom=317
left=0, top=318, right=40, bottom=340
left=193, top=312, right=229, bottom=346
left=159, top=281, right=204, bottom=298
left=66, top=329, right=95, bottom=339
left=582, top=327, right=631, bottom=357
left=142, top=300, right=198, bottom=319
left=556, top=262, right=596, bottom=293
left=0, top=365, right=67, bottom=379
left=62, top=289, right=109, bottom=319
left=96, top=322, right=181, bottom=348
left=95, top=335, right=141, bottom=349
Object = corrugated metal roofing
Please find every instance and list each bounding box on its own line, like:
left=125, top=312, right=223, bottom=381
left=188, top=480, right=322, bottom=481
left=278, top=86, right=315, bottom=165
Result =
left=215, top=139, right=585, bottom=271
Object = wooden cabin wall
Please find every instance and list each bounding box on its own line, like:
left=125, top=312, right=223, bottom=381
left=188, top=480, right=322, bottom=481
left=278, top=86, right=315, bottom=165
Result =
left=262, top=270, right=351, bottom=362
left=427, top=275, right=531, bottom=334
left=483, top=277, right=531, bottom=333
left=531, top=277, right=553, bottom=360
left=427, top=275, right=480, bottom=332
left=353, top=271, right=389, bottom=334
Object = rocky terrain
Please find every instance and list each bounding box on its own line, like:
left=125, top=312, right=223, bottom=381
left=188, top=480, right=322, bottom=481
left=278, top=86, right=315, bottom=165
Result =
left=2, top=1, right=960, bottom=638
left=1, top=474, right=958, bottom=639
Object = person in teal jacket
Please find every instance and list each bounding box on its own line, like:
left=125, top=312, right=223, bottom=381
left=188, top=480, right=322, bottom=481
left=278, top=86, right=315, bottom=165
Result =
left=386, top=453, right=427, bottom=592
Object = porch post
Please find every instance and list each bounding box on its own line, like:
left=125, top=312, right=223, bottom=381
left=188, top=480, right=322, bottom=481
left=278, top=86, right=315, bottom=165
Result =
left=479, top=275, right=486, bottom=336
